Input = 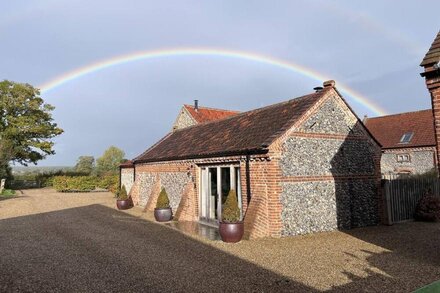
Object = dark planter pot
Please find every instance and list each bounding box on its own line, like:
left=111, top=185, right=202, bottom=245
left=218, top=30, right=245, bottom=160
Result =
left=154, top=207, right=173, bottom=222
left=116, top=198, right=133, bottom=210
left=219, top=221, right=244, bottom=243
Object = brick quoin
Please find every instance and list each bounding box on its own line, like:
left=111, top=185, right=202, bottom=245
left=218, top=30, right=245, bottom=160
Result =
left=420, top=31, right=440, bottom=174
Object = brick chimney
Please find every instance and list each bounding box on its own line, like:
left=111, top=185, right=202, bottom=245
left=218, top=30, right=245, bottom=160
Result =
left=420, top=30, right=440, bottom=173
left=323, top=80, right=336, bottom=88
left=194, top=99, right=199, bottom=112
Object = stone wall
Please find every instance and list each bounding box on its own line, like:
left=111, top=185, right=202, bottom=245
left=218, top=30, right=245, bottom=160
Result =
left=281, top=137, right=376, bottom=176
left=298, top=97, right=363, bottom=136
left=172, top=108, right=196, bottom=130
left=134, top=162, right=193, bottom=210
left=120, top=168, right=134, bottom=194
left=159, top=172, right=191, bottom=211
left=381, top=148, right=436, bottom=175
left=137, top=173, right=157, bottom=207
left=280, top=180, right=378, bottom=236
left=278, top=93, right=380, bottom=236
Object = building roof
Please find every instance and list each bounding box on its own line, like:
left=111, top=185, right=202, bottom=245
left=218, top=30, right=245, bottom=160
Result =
left=119, top=160, right=134, bottom=168
left=183, top=104, right=240, bottom=123
left=134, top=87, right=332, bottom=163
left=421, top=30, right=440, bottom=66
left=364, top=109, right=435, bottom=149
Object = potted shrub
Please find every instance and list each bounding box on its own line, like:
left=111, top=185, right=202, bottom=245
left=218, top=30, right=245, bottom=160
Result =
left=415, top=190, right=440, bottom=222
left=154, top=188, right=173, bottom=222
left=219, top=189, right=244, bottom=243
left=116, top=185, right=132, bottom=210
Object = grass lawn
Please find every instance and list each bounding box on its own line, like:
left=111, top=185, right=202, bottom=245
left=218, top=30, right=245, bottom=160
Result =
left=0, top=189, right=16, bottom=198
left=415, top=280, right=440, bottom=292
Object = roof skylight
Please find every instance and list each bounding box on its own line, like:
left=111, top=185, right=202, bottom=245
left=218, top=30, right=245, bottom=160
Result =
left=399, top=132, right=414, bottom=144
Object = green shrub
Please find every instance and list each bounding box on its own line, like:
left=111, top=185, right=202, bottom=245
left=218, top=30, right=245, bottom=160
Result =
left=53, top=176, right=69, bottom=192
left=117, top=185, right=128, bottom=200
left=0, top=189, right=15, bottom=196
left=156, top=188, right=170, bottom=209
left=97, top=175, right=119, bottom=193
left=415, top=191, right=440, bottom=222
left=222, top=189, right=240, bottom=223
left=53, top=176, right=97, bottom=192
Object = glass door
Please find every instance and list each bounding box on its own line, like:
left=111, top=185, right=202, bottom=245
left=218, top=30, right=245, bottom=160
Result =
left=199, top=165, right=242, bottom=225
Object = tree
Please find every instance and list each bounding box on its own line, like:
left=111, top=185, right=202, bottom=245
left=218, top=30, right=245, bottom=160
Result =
left=96, top=146, right=125, bottom=176
left=74, top=156, right=95, bottom=175
left=0, top=140, right=13, bottom=179
left=0, top=80, right=63, bottom=176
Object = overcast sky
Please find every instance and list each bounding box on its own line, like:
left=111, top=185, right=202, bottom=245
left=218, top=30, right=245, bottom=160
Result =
left=1, top=1, right=439, bottom=166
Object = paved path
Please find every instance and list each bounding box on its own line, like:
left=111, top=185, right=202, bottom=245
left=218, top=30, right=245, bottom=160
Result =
left=1, top=189, right=440, bottom=292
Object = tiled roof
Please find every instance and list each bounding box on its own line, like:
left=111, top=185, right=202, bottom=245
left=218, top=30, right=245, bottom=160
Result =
left=134, top=88, right=330, bottom=163
left=184, top=105, right=240, bottom=123
left=119, top=160, right=134, bottom=168
left=364, top=109, right=435, bottom=149
left=421, top=30, right=440, bottom=66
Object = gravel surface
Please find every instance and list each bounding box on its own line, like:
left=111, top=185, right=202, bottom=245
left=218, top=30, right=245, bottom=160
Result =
left=0, top=188, right=439, bottom=292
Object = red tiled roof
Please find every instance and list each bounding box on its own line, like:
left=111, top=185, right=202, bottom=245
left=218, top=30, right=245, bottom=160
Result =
left=134, top=88, right=330, bottom=163
left=364, top=109, right=435, bottom=149
left=119, top=160, right=134, bottom=168
left=421, top=30, right=440, bottom=66
left=184, top=105, right=240, bottom=123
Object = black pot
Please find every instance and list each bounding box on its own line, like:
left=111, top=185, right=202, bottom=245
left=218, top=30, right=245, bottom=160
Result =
left=154, top=207, right=173, bottom=222
left=116, top=198, right=133, bottom=210
left=219, top=222, right=244, bottom=243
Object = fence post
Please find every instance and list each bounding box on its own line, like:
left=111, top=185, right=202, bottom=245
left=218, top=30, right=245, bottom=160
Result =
left=0, top=179, right=5, bottom=193
left=383, top=180, right=393, bottom=225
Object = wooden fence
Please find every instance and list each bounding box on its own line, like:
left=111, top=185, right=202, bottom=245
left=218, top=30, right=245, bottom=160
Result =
left=7, top=180, right=41, bottom=189
left=382, top=177, right=440, bottom=224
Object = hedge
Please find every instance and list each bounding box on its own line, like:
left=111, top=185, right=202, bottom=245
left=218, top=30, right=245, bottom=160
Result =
left=97, top=175, right=119, bottom=193
left=52, top=175, right=119, bottom=193
left=53, top=176, right=96, bottom=192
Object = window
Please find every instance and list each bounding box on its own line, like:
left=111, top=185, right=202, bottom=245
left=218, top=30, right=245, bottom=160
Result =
left=397, top=154, right=410, bottom=163
left=199, top=165, right=243, bottom=224
left=399, top=132, right=413, bottom=144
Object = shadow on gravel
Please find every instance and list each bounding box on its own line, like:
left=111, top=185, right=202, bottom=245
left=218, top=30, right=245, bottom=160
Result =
left=0, top=204, right=316, bottom=292
left=336, top=222, right=440, bottom=292
left=0, top=195, right=25, bottom=201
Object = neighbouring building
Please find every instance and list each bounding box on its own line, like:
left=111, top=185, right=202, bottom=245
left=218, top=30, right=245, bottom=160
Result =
left=172, top=100, right=240, bottom=130
left=420, top=30, right=440, bottom=174
left=364, top=110, right=436, bottom=176
left=121, top=81, right=382, bottom=239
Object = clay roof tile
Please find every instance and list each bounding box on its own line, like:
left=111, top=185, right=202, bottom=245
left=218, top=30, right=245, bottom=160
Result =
left=364, top=109, right=435, bottom=149
left=134, top=88, right=331, bottom=163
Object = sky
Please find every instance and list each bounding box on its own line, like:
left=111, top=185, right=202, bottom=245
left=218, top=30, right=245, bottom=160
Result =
left=1, top=0, right=439, bottom=166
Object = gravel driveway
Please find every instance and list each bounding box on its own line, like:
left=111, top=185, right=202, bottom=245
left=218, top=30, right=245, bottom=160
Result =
left=1, top=188, right=439, bottom=292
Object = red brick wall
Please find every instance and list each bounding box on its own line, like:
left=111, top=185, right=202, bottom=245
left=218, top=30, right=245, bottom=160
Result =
left=424, top=71, right=440, bottom=172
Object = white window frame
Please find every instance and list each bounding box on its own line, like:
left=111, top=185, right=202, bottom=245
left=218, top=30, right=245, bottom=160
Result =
left=396, top=153, right=411, bottom=163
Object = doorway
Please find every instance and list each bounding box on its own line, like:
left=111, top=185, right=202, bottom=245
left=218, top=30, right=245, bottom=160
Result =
left=199, top=165, right=242, bottom=225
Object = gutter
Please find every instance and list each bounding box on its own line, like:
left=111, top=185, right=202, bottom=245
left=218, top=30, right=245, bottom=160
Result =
left=133, top=148, right=268, bottom=164
left=382, top=144, right=436, bottom=150
left=245, top=153, right=251, bottom=205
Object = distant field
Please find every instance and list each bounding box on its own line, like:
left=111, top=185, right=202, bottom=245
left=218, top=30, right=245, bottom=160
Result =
left=12, top=166, right=74, bottom=175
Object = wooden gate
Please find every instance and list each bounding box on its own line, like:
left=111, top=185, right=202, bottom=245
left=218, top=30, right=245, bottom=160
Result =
left=382, top=177, right=440, bottom=224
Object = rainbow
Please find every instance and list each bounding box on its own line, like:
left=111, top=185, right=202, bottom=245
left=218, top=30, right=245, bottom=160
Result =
left=38, top=48, right=387, bottom=115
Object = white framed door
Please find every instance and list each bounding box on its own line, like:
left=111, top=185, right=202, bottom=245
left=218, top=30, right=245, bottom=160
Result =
left=199, top=164, right=243, bottom=225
